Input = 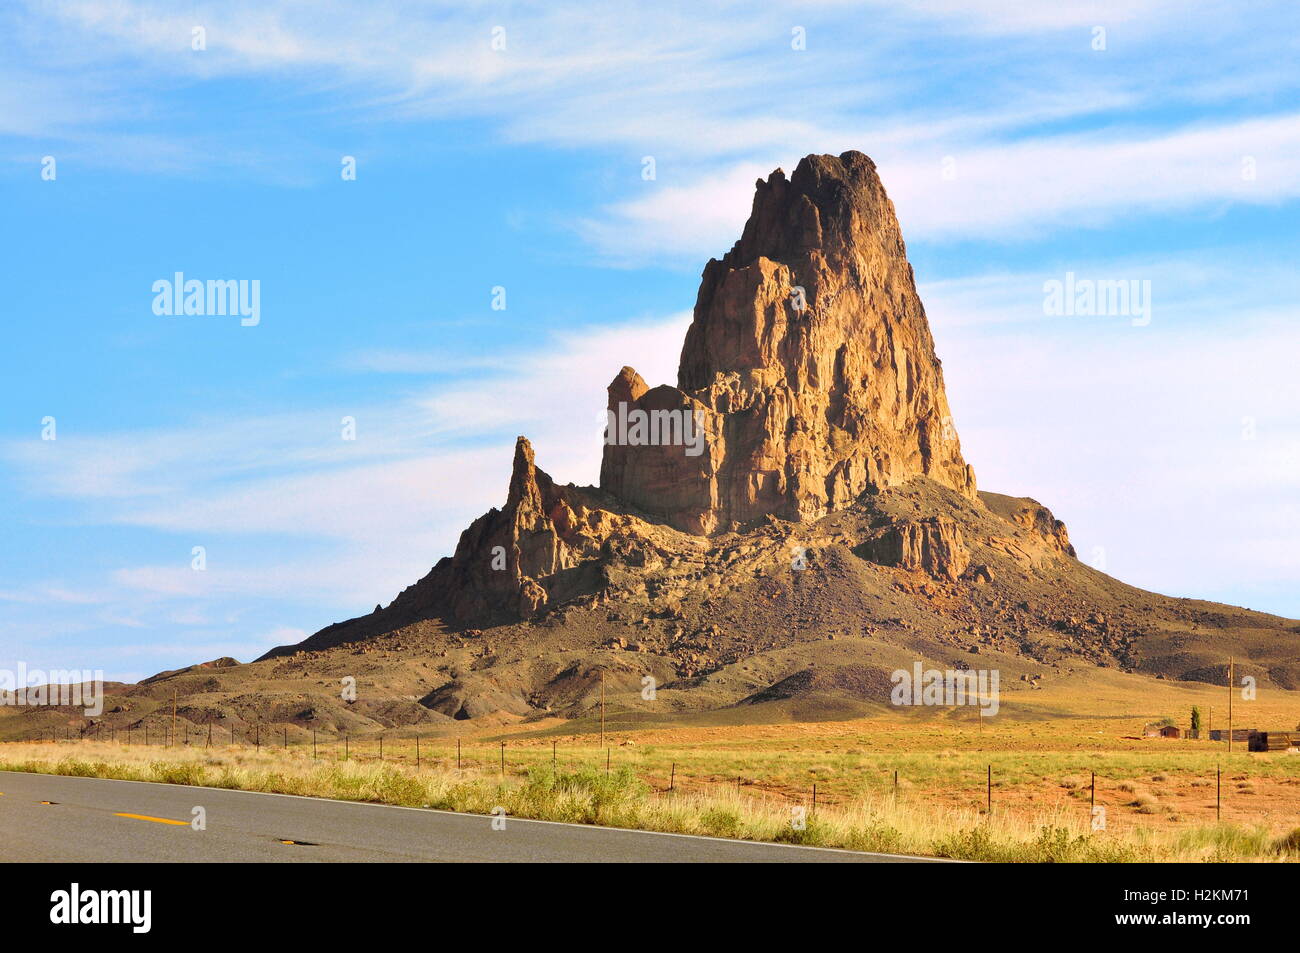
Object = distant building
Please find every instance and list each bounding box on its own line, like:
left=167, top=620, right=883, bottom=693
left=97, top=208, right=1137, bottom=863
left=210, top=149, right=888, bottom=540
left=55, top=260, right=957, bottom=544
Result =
left=1209, top=728, right=1254, bottom=742
left=1144, top=724, right=1181, bottom=739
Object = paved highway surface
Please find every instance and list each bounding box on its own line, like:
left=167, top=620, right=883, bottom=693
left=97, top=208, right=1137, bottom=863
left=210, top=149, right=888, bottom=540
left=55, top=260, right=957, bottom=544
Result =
left=0, top=771, right=941, bottom=862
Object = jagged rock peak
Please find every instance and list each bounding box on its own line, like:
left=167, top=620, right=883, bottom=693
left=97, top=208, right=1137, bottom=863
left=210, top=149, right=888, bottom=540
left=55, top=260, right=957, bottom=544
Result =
left=602, top=150, right=977, bottom=535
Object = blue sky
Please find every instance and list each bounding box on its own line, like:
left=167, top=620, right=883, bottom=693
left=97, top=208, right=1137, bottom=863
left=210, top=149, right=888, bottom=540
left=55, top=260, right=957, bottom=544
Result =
left=2, top=1, right=1298, bottom=681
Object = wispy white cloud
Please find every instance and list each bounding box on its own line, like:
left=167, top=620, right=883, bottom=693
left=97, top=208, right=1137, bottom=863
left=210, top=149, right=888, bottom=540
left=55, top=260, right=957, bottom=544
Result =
left=0, top=585, right=107, bottom=606
left=918, top=252, right=1300, bottom=328
left=935, top=276, right=1300, bottom=610
left=887, top=0, right=1186, bottom=34
left=883, top=114, right=1300, bottom=241
left=581, top=113, right=1300, bottom=263
left=11, top=0, right=1294, bottom=175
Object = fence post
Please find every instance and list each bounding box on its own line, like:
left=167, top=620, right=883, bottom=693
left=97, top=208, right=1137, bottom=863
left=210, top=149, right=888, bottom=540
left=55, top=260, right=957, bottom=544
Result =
left=1090, top=771, right=1095, bottom=811
left=1216, top=765, right=1221, bottom=821
left=283, top=728, right=288, bottom=749
left=606, top=747, right=610, bottom=776
left=379, top=734, right=384, bottom=761
left=669, top=762, right=676, bottom=793
left=344, top=733, right=349, bottom=760
left=415, top=735, right=420, bottom=770
left=812, top=783, right=817, bottom=812
left=987, top=764, right=992, bottom=815
left=500, top=741, right=505, bottom=778
left=456, top=738, right=461, bottom=770
left=312, top=730, right=317, bottom=760
left=552, top=739, right=556, bottom=766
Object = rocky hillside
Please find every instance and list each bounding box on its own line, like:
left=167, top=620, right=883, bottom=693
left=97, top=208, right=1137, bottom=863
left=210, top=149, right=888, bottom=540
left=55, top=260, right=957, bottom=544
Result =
left=241, top=150, right=1296, bottom=718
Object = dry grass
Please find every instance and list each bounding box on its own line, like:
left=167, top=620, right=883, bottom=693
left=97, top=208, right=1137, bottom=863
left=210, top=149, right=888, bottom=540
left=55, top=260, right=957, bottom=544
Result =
left=2, top=741, right=1297, bottom=862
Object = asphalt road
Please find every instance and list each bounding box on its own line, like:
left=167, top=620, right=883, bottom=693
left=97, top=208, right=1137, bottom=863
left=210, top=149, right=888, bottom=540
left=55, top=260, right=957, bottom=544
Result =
left=0, top=771, right=940, bottom=863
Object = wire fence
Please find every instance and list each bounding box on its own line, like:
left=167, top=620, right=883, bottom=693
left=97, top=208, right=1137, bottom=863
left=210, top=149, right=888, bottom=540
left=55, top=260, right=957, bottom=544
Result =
left=17, top=724, right=1249, bottom=823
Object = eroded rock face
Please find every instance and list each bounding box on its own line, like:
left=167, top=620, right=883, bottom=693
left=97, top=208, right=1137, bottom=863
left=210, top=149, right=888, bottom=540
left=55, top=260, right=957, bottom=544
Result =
left=979, top=491, right=1076, bottom=558
left=383, top=438, right=605, bottom=624
left=378, top=437, right=705, bottom=627
left=598, top=367, right=723, bottom=534
left=281, top=152, right=998, bottom=639
left=856, top=517, right=971, bottom=581
left=599, top=151, right=976, bottom=534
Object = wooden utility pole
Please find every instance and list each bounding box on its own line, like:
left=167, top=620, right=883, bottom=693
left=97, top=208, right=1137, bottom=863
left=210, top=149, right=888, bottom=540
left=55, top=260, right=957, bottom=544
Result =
left=1227, top=657, right=1234, bottom=752
left=171, top=692, right=177, bottom=745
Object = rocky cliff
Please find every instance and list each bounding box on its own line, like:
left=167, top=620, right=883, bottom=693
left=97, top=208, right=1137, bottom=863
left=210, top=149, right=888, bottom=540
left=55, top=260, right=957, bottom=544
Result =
left=601, top=151, right=976, bottom=535
left=278, top=150, right=991, bottom=643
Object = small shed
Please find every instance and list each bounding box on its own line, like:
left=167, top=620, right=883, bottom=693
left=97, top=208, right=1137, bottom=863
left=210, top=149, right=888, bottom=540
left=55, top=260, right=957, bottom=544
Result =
left=1159, top=725, right=1181, bottom=739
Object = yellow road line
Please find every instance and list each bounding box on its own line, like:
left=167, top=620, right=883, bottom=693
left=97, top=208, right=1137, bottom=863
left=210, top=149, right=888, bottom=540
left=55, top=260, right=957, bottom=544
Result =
left=114, top=812, right=188, bottom=826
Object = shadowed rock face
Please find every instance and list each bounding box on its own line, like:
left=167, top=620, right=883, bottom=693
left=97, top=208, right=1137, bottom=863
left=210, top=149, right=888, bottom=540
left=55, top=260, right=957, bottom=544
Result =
left=601, top=151, right=976, bottom=534
left=376, top=436, right=682, bottom=626
left=855, top=517, right=971, bottom=582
